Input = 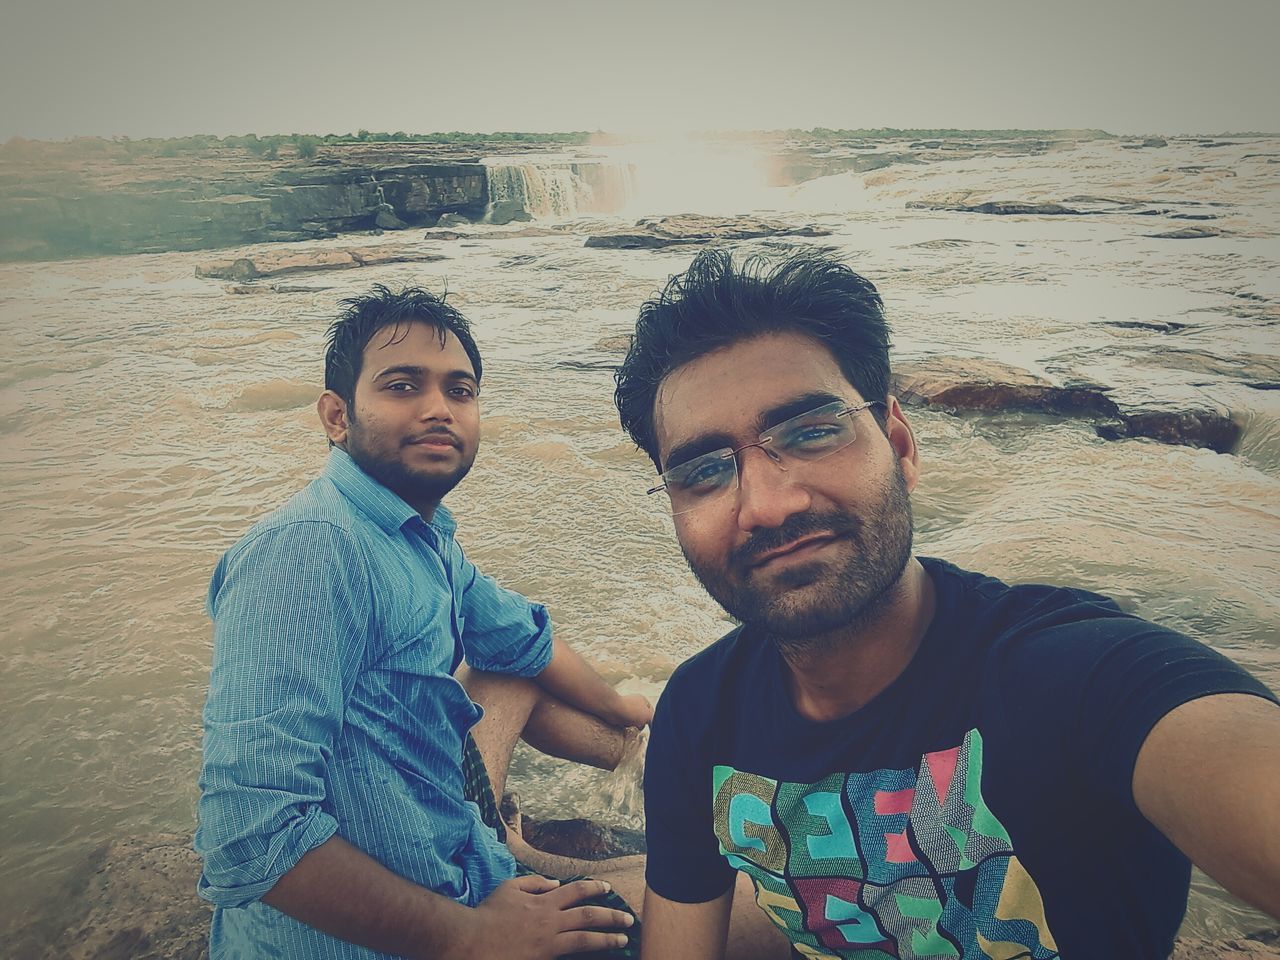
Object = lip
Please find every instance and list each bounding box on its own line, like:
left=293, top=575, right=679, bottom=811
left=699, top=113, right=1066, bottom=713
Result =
left=406, top=432, right=460, bottom=450
left=748, top=533, right=839, bottom=569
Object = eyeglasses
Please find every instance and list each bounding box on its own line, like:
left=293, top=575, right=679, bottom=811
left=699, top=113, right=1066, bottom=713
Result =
left=648, top=399, right=886, bottom=516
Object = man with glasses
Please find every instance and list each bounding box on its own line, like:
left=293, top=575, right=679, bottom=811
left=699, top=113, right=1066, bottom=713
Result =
left=614, top=250, right=1280, bottom=960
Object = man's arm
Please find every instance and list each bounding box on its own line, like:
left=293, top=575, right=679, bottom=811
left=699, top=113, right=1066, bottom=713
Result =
left=263, top=835, right=634, bottom=960
left=538, top=635, right=654, bottom=729
left=1133, top=692, right=1280, bottom=919
left=641, top=885, right=733, bottom=960
left=640, top=880, right=792, bottom=960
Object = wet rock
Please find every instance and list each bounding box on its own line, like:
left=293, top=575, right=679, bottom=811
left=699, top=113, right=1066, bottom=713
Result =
left=892, top=358, right=1241, bottom=453
left=373, top=203, right=407, bottom=230
left=487, top=200, right=533, bottom=225
left=585, top=214, right=830, bottom=250
left=195, top=245, right=445, bottom=280
left=435, top=212, right=472, bottom=227
left=596, top=333, right=633, bottom=353
left=522, top=818, right=646, bottom=859
left=1169, top=929, right=1280, bottom=959
left=1142, top=137, right=1169, bottom=147
left=891, top=358, right=1118, bottom=417
left=36, top=834, right=210, bottom=960
left=1096, top=408, right=1242, bottom=453
left=584, top=232, right=678, bottom=250
left=907, top=199, right=1086, bottom=216
left=1146, top=225, right=1224, bottom=239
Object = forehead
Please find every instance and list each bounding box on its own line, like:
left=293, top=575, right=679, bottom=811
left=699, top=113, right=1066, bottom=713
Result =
left=653, top=331, right=858, bottom=459
left=361, top=321, right=474, bottom=377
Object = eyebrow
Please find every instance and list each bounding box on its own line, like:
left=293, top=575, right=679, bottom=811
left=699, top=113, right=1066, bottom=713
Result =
left=371, top=365, right=478, bottom=384
left=663, top=390, right=848, bottom=471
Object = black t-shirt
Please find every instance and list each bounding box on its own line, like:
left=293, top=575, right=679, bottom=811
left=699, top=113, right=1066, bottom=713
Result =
left=644, top=557, right=1276, bottom=960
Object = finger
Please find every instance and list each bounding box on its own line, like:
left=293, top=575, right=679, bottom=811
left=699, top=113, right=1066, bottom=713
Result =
left=546, top=878, right=612, bottom=906
left=555, top=930, right=632, bottom=955
left=560, top=904, right=636, bottom=932
left=510, top=873, right=561, bottom=894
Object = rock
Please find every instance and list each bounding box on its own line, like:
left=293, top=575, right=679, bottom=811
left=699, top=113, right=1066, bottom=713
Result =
left=892, top=357, right=1241, bottom=452
left=521, top=818, right=646, bottom=859
left=586, top=214, right=830, bottom=249
left=1096, top=408, right=1242, bottom=453
left=596, top=333, right=633, bottom=353
left=907, top=199, right=1086, bottom=216
left=1169, top=929, right=1280, bottom=960
left=195, top=245, right=445, bottom=280
left=891, top=358, right=1118, bottom=417
left=373, top=203, right=407, bottom=230
left=585, top=232, right=680, bottom=250
left=36, top=834, right=210, bottom=960
left=434, top=212, right=471, bottom=227
left=1142, top=137, right=1169, bottom=148
left=486, top=200, right=534, bottom=225
left=1146, top=225, right=1224, bottom=239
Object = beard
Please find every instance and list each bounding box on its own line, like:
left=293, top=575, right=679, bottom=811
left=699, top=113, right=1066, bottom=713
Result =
left=344, top=415, right=475, bottom=509
left=681, top=463, right=914, bottom=650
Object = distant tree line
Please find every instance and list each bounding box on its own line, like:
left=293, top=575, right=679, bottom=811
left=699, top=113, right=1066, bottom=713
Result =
left=0, top=130, right=599, bottom=162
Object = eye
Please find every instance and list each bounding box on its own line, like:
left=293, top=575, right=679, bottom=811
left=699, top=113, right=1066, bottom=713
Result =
left=776, top=421, right=848, bottom=452
left=671, top=455, right=734, bottom=495
left=449, top=385, right=477, bottom=399
left=386, top=381, right=415, bottom=392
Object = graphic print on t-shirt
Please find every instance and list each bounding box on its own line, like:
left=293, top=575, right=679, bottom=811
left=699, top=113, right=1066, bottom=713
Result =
left=713, top=729, right=1059, bottom=959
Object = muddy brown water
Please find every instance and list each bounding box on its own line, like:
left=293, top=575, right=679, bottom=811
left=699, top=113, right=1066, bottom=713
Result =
left=1, top=137, right=1276, bottom=941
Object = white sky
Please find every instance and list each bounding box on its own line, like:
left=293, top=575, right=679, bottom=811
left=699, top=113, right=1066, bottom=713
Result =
left=2, top=0, right=1277, bottom=140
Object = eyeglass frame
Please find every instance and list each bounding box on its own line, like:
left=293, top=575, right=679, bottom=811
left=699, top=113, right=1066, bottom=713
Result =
left=646, top=398, right=887, bottom=513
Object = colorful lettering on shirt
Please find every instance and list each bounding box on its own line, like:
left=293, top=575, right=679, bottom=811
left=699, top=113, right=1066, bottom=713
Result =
left=712, top=729, right=1059, bottom=959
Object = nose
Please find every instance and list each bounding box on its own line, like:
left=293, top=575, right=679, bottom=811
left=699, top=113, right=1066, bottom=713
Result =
left=417, top=384, right=454, bottom=422
left=734, top=444, right=812, bottom=533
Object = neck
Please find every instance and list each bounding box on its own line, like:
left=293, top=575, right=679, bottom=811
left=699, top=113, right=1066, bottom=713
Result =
left=776, top=557, right=936, bottom=723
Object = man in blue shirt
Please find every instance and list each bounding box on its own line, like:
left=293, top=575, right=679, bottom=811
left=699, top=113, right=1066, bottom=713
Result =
left=197, top=285, right=654, bottom=959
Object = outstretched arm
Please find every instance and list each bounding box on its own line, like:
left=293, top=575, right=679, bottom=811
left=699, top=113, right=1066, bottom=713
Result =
left=538, top=635, right=654, bottom=730
left=263, top=835, right=634, bottom=960
left=1133, top=692, right=1280, bottom=919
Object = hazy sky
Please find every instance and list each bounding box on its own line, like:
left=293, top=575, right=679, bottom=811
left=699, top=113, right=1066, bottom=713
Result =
left=3, top=0, right=1277, bottom=140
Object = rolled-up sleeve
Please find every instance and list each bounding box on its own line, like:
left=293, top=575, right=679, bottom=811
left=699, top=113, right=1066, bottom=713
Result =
left=451, top=542, right=553, bottom=677
left=195, top=520, right=370, bottom=907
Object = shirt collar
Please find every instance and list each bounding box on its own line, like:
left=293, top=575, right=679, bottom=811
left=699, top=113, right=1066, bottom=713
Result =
left=324, top=447, right=457, bottom=538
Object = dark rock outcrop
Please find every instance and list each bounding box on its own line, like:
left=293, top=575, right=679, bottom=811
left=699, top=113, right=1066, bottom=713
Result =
left=891, top=357, right=1241, bottom=453
left=0, top=151, right=487, bottom=260
left=585, top=214, right=830, bottom=249
left=907, top=199, right=1086, bottom=216
left=892, top=358, right=1118, bottom=417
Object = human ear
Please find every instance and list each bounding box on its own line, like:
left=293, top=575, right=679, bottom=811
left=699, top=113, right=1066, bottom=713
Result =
left=317, top=390, right=349, bottom=446
left=884, top=396, right=921, bottom=492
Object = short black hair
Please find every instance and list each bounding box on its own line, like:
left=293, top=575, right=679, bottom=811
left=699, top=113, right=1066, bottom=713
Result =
left=324, top=284, right=483, bottom=404
left=614, top=248, right=891, bottom=470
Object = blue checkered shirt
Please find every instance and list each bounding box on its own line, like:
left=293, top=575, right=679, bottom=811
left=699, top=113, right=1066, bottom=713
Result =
left=196, top=447, right=553, bottom=958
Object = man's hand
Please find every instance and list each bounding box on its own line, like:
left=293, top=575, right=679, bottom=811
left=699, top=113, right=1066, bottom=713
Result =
left=456, top=874, right=635, bottom=959
left=607, top=693, right=655, bottom=730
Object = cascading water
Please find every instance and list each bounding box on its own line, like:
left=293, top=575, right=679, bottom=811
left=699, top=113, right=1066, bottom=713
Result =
left=481, top=157, right=637, bottom=219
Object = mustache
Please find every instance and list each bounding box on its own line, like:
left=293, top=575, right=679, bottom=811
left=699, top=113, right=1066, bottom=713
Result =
left=404, top=427, right=460, bottom=447
left=731, top=511, right=861, bottom=569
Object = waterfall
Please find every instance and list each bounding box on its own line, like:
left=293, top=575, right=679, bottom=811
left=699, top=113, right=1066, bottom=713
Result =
left=481, top=159, right=637, bottom=219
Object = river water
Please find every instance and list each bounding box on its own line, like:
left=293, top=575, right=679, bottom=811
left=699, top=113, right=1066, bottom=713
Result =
left=1, top=137, right=1277, bottom=944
